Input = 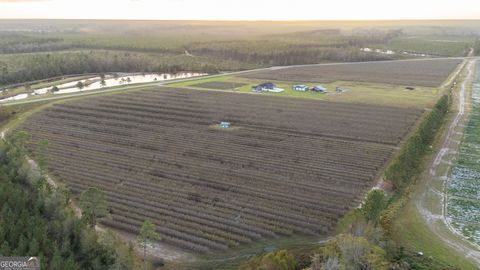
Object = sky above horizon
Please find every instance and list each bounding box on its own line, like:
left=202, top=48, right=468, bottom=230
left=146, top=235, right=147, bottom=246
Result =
left=1, top=0, right=479, bottom=20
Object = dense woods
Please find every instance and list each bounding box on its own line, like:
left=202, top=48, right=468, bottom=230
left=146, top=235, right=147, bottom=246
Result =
left=0, top=50, right=245, bottom=86
left=0, top=135, right=117, bottom=269
left=0, top=33, right=397, bottom=86
left=0, top=20, right=477, bottom=86
left=475, top=39, right=480, bottom=55
left=0, top=27, right=411, bottom=86
left=186, top=31, right=402, bottom=66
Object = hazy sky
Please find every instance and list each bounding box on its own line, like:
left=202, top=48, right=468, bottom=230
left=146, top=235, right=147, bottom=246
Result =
left=1, top=0, right=479, bottom=20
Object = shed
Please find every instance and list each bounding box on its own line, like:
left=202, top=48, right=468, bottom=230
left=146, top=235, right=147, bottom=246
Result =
left=311, top=85, right=328, bottom=93
left=219, top=121, right=231, bottom=129
left=293, top=85, right=309, bottom=92
left=268, top=87, right=285, bottom=93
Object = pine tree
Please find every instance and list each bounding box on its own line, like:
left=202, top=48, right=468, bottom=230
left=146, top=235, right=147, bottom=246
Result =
left=137, top=219, right=161, bottom=270
left=79, top=187, right=109, bottom=228
left=15, top=234, right=29, bottom=255
left=0, top=240, right=11, bottom=256
left=28, top=238, right=40, bottom=255
left=49, top=247, right=63, bottom=270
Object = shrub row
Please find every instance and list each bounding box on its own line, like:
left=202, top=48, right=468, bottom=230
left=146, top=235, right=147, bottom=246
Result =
left=380, top=94, right=450, bottom=234
left=384, top=94, right=449, bottom=189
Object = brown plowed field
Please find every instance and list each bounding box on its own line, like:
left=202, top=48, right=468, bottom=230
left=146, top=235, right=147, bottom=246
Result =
left=20, top=88, right=422, bottom=252
left=239, top=59, right=462, bottom=87
left=192, top=81, right=247, bottom=90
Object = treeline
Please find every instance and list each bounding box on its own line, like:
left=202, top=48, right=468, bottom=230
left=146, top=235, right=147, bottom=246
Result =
left=188, top=33, right=401, bottom=66
left=0, top=29, right=401, bottom=56
left=474, top=39, right=480, bottom=56
left=0, top=51, right=250, bottom=86
left=0, top=33, right=71, bottom=54
left=191, top=45, right=394, bottom=66
left=0, top=134, right=117, bottom=269
left=0, top=30, right=404, bottom=85
left=379, top=95, right=449, bottom=236
left=384, top=95, right=449, bottom=189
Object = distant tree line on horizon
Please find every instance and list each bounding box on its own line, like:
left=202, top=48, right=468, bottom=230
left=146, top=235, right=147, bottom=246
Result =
left=0, top=51, right=239, bottom=86
left=0, top=29, right=475, bottom=86
left=475, top=38, right=480, bottom=56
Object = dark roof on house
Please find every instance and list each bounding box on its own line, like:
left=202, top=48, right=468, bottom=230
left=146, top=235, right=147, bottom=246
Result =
left=255, top=82, right=275, bottom=89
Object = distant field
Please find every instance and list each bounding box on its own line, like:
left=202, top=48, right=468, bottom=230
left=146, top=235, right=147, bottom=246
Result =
left=192, top=81, right=247, bottom=90
left=20, top=88, right=422, bottom=253
left=376, top=36, right=473, bottom=57
left=239, top=59, right=462, bottom=87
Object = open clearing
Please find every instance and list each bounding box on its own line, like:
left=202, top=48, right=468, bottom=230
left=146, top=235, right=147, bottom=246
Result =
left=170, top=76, right=441, bottom=109
left=19, top=88, right=422, bottom=253
left=239, top=58, right=462, bottom=87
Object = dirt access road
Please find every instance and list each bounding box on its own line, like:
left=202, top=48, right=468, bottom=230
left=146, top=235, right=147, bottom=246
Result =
left=416, top=57, right=480, bottom=266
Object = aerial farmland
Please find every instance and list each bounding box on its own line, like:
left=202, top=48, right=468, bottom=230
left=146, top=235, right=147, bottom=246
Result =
left=17, top=58, right=460, bottom=257
left=238, top=58, right=462, bottom=87
left=1, top=17, right=479, bottom=270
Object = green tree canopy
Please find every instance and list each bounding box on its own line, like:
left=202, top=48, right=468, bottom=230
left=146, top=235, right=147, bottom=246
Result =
left=79, top=187, right=109, bottom=228
left=361, top=189, right=386, bottom=223
left=137, top=219, right=160, bottom=270
left=239, top=249, right=296, bottom=270
left=76, top=81, right=84, bottom=89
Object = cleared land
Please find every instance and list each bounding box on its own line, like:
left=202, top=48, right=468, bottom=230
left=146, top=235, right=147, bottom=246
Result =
left=170, top=75, right=441, bottom=109
left=192, top=81, right=247, bottom=90
left=20, top=88, right=422, bottom=253
left=239, top=59, right=462, bottom=87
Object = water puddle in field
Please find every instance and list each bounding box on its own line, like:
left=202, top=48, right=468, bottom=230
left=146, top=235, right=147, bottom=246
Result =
left=0, top=72, right=206, bottom=103
left=447, top=60, right=480, bottom=245
left=0, top=93, right=29, bottom=101
left=360, top=47, right=430, bottom=57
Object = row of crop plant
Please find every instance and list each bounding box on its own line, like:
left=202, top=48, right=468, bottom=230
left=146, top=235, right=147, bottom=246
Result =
left=447, top=61, right=480, bottom=245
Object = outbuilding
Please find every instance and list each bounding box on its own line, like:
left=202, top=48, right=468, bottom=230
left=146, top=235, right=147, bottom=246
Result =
left=219, top=121, right=231, bottom=129
left=311, top=85, right=328, bottom=93
left=293, top=85, right=309, bottom=92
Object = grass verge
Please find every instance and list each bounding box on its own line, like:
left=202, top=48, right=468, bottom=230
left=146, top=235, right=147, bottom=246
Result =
left=169, top=74, right=440, bottom=109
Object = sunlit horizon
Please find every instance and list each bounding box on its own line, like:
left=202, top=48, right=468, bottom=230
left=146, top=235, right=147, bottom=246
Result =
left=1, top=0, right=480, bottom=21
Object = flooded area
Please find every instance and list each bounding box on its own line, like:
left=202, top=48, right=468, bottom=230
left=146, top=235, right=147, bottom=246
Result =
left=361, top=47, right=429, bottom=57
left=0, top=72, right=206, bottom=103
